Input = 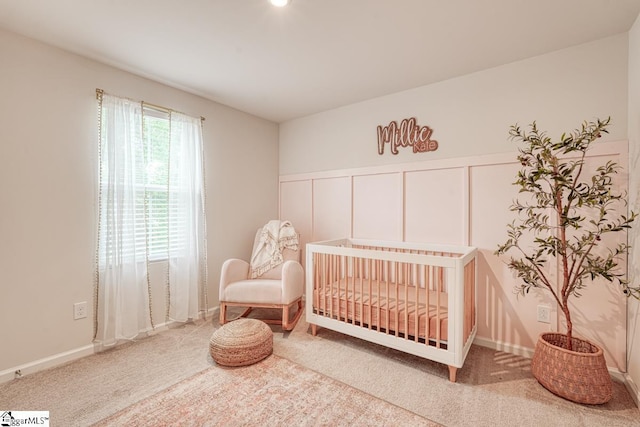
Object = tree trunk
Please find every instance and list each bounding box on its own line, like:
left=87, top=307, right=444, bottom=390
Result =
left=562, top=303, right=573, bottom=351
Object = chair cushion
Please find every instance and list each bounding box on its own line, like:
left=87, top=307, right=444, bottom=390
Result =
left=221, top=279, right=284, bottom=304
left=209, top=318, right=273, bottom=367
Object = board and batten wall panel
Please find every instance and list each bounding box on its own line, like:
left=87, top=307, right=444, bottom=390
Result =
left=353, top=173, right=403, bottom=240
left=405, top=168, right=467, bottom=245
left=469, top=152, right=629, bottom=368
left=563, top=154, right=629, bottom=370
left=312, top=177, right=352, bottom=242
left=280, top=141, right=629, bottom=370
left=469, top=162, right=556, bottom=352
left=279, top=180, right=312, bottom=266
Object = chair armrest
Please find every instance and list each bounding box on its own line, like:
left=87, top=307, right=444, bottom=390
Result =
left=219, top=259, right=250, bottom=298
left=281, top=260, right=304, bottom=304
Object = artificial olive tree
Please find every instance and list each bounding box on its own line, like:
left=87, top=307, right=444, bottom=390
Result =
left=496, top=117, right=638, bottom=350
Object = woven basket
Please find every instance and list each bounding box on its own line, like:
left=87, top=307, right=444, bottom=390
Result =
left=209, top=318, right=273, bottom=367
left=530, top=332, right=612, bottom=405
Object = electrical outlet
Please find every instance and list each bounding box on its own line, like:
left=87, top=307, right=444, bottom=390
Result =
left=74, top=302, right=87, bottom=320
left=537, top=305, right=551, bottom=324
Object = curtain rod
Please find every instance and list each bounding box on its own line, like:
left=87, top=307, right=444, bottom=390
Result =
left=96, top=88, right=205, bottom=122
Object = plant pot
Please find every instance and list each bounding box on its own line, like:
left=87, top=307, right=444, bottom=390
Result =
left=530, top=332, right=612, bottom=405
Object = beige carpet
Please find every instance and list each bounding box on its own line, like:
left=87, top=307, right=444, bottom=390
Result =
left=272, top=312, right=640, bottom=427
left=93, top=354, right=437, bottom=426
left=1, top=308, right=639, bottom=426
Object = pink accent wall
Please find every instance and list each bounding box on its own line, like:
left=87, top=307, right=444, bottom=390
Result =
left=280, top=141, right=630, bottom=369
left=312, top=177, right=351, bottom=241
left=405, top=168, right=467, bottom=245
left=353, top=174, right=403, bottom=240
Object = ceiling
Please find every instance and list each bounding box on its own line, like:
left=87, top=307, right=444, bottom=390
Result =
left=1, top=0, right=639, bottom=123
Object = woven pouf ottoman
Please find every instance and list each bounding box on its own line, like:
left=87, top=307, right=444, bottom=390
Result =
left=209, top=318, right=273, bottom=367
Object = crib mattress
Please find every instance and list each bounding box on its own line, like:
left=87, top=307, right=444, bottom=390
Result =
left=312, top=277, right=449, bottom=342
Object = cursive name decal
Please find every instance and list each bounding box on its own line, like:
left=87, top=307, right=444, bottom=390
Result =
left=377, top=117, right=438, bottom=155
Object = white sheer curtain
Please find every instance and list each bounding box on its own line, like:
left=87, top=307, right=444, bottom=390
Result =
left=95, top=94, right=153, bottom=346
left=95, top=92, right=207, bottom=346
left=167, top=112, right=207, bottom=322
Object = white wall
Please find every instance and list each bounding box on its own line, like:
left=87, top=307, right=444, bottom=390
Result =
left=279, top=34, right=633, bottom=368
left=627, top=14, right=640, bottom=405
left=0, top=29, right=279, bottom=373
left=280, top=34, right=628, bottom=175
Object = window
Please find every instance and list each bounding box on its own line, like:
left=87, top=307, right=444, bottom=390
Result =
left=95, top=91, right=208, bottom=342
left=96, top=92, right=206, bottom=264
left=98, top=107, right=168, bottom=262
left=143, top=107, right=173, bottom=261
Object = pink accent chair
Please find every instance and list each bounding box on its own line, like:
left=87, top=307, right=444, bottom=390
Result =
left=219, top=228, right=304, bottom=330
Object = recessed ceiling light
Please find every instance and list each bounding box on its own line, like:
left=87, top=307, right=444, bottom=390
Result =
left=270, top=0, right=290, bottom=7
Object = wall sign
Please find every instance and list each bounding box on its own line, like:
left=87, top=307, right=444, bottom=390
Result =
left=377, top=117, right=438, bottom=155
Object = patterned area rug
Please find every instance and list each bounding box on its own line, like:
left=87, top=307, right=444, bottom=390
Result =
left=93, top=354, right=438, bottom=426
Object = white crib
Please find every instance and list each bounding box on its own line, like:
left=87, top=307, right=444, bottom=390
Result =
left=305, top=238, right=477, bottom=382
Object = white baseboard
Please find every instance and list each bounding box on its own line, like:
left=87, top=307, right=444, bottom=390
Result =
left=0, top=344, right=95, bottom=384
left=473, top=336, right=535, bottom=359
left=624, top=373, right=640, bottom=407
left=0, top=308, right=220, bottom=384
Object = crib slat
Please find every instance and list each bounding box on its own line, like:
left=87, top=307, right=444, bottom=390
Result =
left=385, top=259, right=390, bottom=335
left=329, top=253, right=334, bottom=319
left=320, top=253, right=324, bottom=314
left=358, top=257, right=364, bottom=328
left=367, top=258, right=372, bottom=330
left=322, top=253, right=327, bottom=315
left=321, top=253, right=326, bottom=316
left=435, top=265, right=441, bottom=348
left=352, top=256, right=357, bottom=325
left=394, top=260, right=399, bottom=338
left=345, top=255, right=349, bottom=323
left=314, top=253, right=319, bottom=314
left=471, top=258, right=476, bottom=334
left=415, top=262, right=419, bottom=343
left=338, top=255, right=343, bottom=322
left=403, top=260, right=409, bottom=341
left=376, top=259, right=381, bottom=333
left=463, top=258, right=476, bottom=342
